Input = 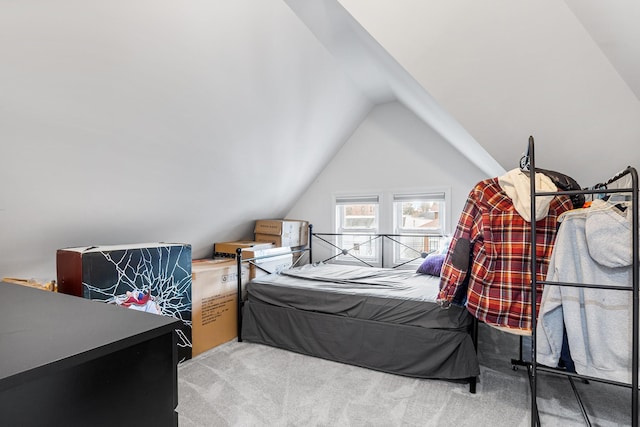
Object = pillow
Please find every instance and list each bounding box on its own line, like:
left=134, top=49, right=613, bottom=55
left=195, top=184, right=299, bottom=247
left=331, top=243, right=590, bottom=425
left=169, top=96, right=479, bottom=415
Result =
left=416, top=253, right=446, bottom=276
left=438, top=236, right=452, bottom=255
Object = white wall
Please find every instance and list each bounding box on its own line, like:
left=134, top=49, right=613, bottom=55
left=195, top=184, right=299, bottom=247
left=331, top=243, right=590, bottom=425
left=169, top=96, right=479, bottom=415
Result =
left=287, top=101, right=488, bottom=260
left=339, top=0, right=640, bottom=187
left=0, top=0, right=371, bottom=279
left=285, top=0, right=505, bottom=179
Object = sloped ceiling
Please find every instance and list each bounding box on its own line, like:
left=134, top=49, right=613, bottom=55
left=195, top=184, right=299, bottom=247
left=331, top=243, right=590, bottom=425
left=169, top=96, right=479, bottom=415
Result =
left=284, top=0, right=504, bottom=178
left=336, top=0, right=640, bottom=187
left=0, top=0, right=371, bottom=277
left=565, top=0, right=640, bottom=101
left=2, top=0, right=638, bottom=279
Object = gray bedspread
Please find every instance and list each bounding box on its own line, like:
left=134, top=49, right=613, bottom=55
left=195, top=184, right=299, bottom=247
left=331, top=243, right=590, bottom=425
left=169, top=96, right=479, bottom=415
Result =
left=241, top=263, right=480, bottom=380
left=247, top=263, right=471, bottom=331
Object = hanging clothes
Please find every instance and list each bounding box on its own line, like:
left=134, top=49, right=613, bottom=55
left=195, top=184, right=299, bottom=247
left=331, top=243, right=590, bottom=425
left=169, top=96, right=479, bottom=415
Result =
left=438, top=169, right=573, bottom=334
left=537, top=199, right=633, bottom=383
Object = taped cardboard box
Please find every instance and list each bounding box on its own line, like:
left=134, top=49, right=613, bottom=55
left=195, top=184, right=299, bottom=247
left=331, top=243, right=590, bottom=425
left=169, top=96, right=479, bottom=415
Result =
left=290, top=245, right=309, bottom=266
left=297, top=220, right=310, bottom=247
left=242, top=247, right=293, bottom=280
left=213, top=241, right=274, bottom=258
left=191, top=258, right=249, bottom=357
left=2, top=277, right=57, bottom=292
left=254, top=219, right=309, bottom=247
left=254, top=233, right=299, bottom=248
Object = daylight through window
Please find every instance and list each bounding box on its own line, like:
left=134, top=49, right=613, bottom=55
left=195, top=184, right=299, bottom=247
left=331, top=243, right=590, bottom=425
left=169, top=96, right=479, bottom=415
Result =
left=335, top=195, right=380, bottom=262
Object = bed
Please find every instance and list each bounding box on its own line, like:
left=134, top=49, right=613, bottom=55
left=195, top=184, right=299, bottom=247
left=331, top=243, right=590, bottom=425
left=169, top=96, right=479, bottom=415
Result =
left=235, top=233, right=480, bottom=392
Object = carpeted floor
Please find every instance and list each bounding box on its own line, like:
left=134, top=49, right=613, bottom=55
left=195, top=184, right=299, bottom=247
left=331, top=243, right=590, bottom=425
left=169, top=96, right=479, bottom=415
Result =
left=177, top=323, right=633, bottom=426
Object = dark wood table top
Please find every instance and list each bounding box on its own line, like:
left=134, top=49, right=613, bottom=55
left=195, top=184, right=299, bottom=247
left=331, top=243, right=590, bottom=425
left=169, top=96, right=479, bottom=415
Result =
left=0, top=281, right=180, bottom=391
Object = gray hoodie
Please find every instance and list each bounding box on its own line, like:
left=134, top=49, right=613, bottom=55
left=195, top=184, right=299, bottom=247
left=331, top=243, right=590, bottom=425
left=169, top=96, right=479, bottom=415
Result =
left=536, top=199, right=634, bottom=383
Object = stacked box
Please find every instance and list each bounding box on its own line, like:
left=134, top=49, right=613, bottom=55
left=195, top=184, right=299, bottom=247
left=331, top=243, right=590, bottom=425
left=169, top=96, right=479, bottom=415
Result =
left=213, top=241, right=293, bottom=280
left=242, top=247, right=293, bottom=280
left=191, top=259, right=249, bottom=357
left=213, top=241, right=274, bottom=258
left=290, top=247, right=309, bottom=267
left=2, top=277, right=57, bottom=291
left=254, top=219, right=309, bottom=247
left=56, top=243, right=193, bottom=361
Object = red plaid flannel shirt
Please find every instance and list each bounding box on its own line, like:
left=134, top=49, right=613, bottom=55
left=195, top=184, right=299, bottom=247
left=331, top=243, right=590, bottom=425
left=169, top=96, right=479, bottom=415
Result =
left=438, top=177, right=573, bottom=332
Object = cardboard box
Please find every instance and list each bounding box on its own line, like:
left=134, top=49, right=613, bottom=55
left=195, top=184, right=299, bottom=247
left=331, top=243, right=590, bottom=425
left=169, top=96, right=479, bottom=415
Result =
left=254, top=233, right=297, bottom=247
left=2, top=277, right=57, bottom=292
left=298, top=220, right=310, bottom=247
left=56, top=242, right=193, bottom=361
left=290, top=245, right=309, bottom=267
left=242, top=247, right=293, bottom=279
left=191, top=259, right=249, bottom=357
left=254, top=219, right=309, bottom=247
left=213, top=240, right=274, bottom=258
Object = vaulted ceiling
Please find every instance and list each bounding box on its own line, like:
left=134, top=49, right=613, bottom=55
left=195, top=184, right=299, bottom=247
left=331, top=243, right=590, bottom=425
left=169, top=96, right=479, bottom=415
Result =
left=1, top=0, right=639, bottom=278
left=0, top=0, right=371, bottom=276
left=293, top=0, right=640, bottom=187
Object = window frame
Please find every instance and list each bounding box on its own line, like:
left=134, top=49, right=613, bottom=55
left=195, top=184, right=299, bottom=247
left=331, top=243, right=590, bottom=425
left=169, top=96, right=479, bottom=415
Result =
left=333, top=193, right=382, bottom=265
left=331, top=188, right=451, bottom=268
left=392, top=191, right=447, bottom=236
left=390, top=189, right=450, bottom=266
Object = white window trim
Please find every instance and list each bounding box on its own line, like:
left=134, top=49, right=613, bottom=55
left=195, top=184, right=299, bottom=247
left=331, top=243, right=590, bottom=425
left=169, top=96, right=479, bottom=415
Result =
left=331, top=191, right=383, bottom=266
left=388, top=187, right=451, bottom=266
left=330, top=188, right=451, bottom=267
left=392, top=189, right=450, bottom=236
left=332, top=191, right=383, bottom=234
left=388, top=187, right=451, bottom=233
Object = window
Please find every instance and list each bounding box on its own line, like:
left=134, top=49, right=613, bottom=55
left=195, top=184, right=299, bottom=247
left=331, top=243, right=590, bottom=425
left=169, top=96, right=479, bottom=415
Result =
left=392, top=192, right=447, bottom=264
left=334, top=195, right=380, bottom=263
left=331, top=190, right=450, bottom=267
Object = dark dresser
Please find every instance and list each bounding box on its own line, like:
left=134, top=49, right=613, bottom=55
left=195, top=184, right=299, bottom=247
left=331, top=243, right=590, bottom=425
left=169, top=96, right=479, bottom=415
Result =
left=0, top=281, right=180, bottom=427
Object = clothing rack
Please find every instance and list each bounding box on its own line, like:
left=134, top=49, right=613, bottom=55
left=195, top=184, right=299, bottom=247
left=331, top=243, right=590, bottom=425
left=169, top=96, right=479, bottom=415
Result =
left=526, top=136, right=639, bottom=426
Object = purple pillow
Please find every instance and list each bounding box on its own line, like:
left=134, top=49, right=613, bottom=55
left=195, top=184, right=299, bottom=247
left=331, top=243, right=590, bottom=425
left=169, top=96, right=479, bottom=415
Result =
left=416, top=253, right=446, bottom=276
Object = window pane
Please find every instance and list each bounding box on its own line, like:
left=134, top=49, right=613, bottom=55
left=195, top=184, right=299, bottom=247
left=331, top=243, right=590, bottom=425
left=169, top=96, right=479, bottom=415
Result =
left=335, top=197, right=380, bottom=264
left=393, top=193, right=447, bottom=265
left=394, top=235, right=443, bottom=258
left=341, top=203, right=378, bottom=230
left=396, top=200, right=443, bottom=233
left=339, top=234, right=377, bottom=258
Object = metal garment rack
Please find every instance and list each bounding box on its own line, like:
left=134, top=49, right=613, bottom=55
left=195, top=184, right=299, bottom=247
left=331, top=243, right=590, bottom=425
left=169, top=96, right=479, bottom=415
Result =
left=526, top=136, right=639, bottom=426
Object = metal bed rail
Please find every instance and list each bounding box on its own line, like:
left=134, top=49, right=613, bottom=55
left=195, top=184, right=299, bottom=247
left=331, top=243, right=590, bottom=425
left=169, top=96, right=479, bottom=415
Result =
left=235, top=241, right=311, bottom=343
left=311, top=231, right=445, bottom=268
left=235, top=225, right=479, bottom=393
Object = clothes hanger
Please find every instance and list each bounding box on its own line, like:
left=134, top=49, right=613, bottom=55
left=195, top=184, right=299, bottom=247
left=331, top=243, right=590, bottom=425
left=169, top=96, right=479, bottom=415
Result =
left=519, top=136, right=532, bottom=173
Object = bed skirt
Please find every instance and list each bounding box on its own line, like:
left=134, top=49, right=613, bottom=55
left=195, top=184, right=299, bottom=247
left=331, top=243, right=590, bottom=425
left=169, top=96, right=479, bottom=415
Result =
left=241, top=299, right=480, bottom=380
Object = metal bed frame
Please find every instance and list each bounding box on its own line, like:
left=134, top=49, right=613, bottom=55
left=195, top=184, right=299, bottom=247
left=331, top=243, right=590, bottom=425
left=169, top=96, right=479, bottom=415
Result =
left=310, top=229, right=442, bottom=268
left=234, top=225, right=479, bottom=393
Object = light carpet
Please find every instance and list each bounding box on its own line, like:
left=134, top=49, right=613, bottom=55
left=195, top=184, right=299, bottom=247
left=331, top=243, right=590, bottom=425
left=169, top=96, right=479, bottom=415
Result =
left=177, top=323, right=633, bottom=426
